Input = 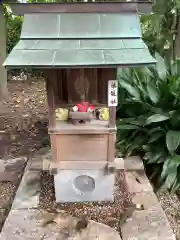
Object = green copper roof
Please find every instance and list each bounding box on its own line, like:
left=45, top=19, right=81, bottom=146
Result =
left=3, top=13, right=156, bottom=68
left=21, top=13, right=141, bottom=39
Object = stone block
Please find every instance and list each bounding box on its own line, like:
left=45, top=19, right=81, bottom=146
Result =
left=54, top=169, right=115, bottom=203
left=0, top=157, right=27, bottom=173
left=0, top=157, right=27, bottom=183
left=132, top=191, right=160, bottom=210
left=125, top=171, right=153, bottom=194
left=121, top=164, right=175, bottom=240
left=124, top=156, right=144, bottom=171
left=5, top=158, right=27, bottom=172
left=115, top=156, right=144, bottom=171
left=121, top=207, right=176, bottom=240
left=12, top=162, right=41, bottom=209
left=28, top=150, right=52, bottom=171
left=0, top=209, right=45, bottom=240
left=0, top=209, right=122, bottom=240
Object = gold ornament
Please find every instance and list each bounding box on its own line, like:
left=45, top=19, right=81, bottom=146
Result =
left=99, top=108, right=109, bottom=121
left=55, top=108, right=69, bottom=121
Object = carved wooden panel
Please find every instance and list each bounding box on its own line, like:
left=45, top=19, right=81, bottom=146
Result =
left=54, top=69, right=68, bottom=105
left=84, top=68, right=97, bottom=103
left=67, top=69, right=82, bottom=103
left=55, top=134, right=108, bottom=161
left=54, top=68, right=117, bottom=105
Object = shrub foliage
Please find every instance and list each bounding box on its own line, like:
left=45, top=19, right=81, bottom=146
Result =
left=117, top=60, right=180, bottom=192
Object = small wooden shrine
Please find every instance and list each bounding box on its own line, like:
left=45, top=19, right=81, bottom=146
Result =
left=4, top=1, right=156, bottom=203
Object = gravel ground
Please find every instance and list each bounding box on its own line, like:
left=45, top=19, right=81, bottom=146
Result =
left=0, top=182, right=17, bottom=230
left=0, top=160, right=27, bottom=231
left=0, top=182, right=17, bottom=209
left=39, top=171, right=133, bottom=231
left=157, top=190, right=180, bottom=240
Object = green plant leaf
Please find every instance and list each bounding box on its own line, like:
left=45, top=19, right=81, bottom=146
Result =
left=157, top=156, right=165, bottom=163
left=118, top=117, right=146, bottom=126
left=166, top=131, right=180, bottom=155
left=164, top=170, right=177, bottom=189
left=147, top=81, right=160, bottom=104
left=119, top=79, right=141, bottom=100
left=143, top=145, right=151, bottom=152
left=161, top=158, right=171, bottom=179
left=161, top=155, right=180, bottom=179
left=117, top=124, right=140, bottom=130
left=146, top=114, right=169, bottom=125
left=147, top=152, right=163, bottom=164
left=165, top=156, right=180, bottom=189
left=155, top=52, right=167, bottom=78
left=148, top=127, right=166, bottom=134
left=170, top=175, right=180, bottom=193
left=126, top=135, right=146, bottom=157
left=148, top=132, right=164, bottom=143
left=117, top=60, right=180, bottom=192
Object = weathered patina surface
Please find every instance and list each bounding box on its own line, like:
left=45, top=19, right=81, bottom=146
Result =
left=4, top=6, right=156, bottom=68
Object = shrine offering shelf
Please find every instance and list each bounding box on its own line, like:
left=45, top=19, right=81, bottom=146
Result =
left=48, top=119, right=116, bottom=135
left=55, top=103, right=107, bottom=109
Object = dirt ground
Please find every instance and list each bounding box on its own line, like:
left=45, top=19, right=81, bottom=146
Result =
left=0, top=78, right=49, bottom=231
left=0, top=79, right=49, bottom=159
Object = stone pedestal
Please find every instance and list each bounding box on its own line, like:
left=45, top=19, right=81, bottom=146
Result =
left=54, top=169, right=115, bottom=203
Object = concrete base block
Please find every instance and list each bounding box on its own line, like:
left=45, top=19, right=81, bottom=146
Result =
left=54, top=169, right=115, bottom=203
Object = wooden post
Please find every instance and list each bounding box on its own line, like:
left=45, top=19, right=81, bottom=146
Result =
left=45, top=70, right=56, bottom=128
left=0, top=5, right=8, bottom=100
left=107, top=80, right=117, bottom=164
left=108, top=80, right=117, bottom=128
left=107, top=132, right=115, bottom=162
left=45, top=70, right=58, bottom=168
left=109, top=107, right=116, bottom=128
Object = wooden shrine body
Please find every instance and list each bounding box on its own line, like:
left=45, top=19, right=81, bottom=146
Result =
left=46, top=68, right=117, bottom=202
left=4, top=2, right=156, bottom=203
left=47, top=68, right=117, bottom=170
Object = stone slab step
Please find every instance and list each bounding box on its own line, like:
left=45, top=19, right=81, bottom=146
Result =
left=121, top=206, right=176, bottom=240
left=11, top=160, right=41, bottom=210
left=0, top=209, right=121, bottom=240
left=0, top=157, right=27, bottom=173
left=125, top=171, right=153, bottom=193
left=122, top=167, right=176, bottom=240
left=0, top=157, right=27, bottom=184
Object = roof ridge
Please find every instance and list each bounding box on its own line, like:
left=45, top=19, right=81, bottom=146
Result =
left=9, top=2, right=152, bottom=16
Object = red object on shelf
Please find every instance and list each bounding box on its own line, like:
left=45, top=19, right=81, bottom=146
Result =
left=88, top=105, right=95, bottom=112
left=74, top=102, right=94, bottom=112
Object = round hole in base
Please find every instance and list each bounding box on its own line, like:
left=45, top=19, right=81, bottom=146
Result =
left=74, top=175, right=95, bottom=193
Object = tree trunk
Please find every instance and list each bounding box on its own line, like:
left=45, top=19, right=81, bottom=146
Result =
left=0, top=5, right=8, bottom=101
left=174, top=18, right=180, bottom=59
